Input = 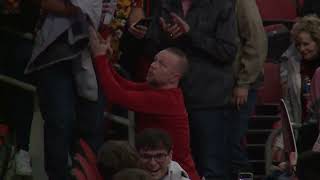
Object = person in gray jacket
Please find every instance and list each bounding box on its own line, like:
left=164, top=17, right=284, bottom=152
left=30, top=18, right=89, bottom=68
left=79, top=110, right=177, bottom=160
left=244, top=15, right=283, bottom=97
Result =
left=229, top=0, right=267, bottom=178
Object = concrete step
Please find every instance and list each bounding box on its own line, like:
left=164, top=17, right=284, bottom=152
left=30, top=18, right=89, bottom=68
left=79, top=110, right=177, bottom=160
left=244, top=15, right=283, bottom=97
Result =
left=249, top=115, right=280, bottom=130
left=255, top=104, right=279, bottom=116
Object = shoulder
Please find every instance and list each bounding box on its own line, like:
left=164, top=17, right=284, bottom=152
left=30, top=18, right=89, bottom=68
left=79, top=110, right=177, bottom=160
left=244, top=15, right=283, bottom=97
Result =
left=167, top=161, right=190, bottom=180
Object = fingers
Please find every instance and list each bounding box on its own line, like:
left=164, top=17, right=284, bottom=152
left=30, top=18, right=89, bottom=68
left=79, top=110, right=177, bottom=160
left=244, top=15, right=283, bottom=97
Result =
left=172, top=31, right=183, bottom=39
left=160, top=13, right=189, bottom=39
left=167, top=24, right=179, bottom=34
left=88, top=26, right=98, bottom=41
left=128, top=24, right=147, bottom=39
left=170, top=12, right=188, bottom=31
left=160, top=17, right=168, bottom=31
left=233, top=96, right=247, bottom=111
left=170, top=13, right=183, bottom=24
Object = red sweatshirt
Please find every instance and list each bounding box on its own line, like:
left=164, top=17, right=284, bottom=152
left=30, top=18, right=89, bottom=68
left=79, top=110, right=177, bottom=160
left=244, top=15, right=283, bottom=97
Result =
left=94, top=55, right=200, bottom=180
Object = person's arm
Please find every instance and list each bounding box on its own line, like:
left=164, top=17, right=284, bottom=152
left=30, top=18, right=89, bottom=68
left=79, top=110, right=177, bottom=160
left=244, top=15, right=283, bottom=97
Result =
left=94, top=55, right=177, bottom=114
left=232, top=0, right=267, bottom=108
left=235, top=0, right=267, bottom=88
left=31, top=0, right=80, bottom=16
left=109, top=64, right=150, bottom=90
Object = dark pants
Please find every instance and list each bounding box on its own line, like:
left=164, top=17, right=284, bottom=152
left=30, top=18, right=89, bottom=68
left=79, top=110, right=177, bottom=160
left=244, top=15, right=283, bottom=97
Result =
left=34, top=61, right=105, bottom=180
left=229, top=89, right=257, bottom=177
left=0, top=31, right=34, bottom=151
left=188, top=108, right=232, bottom=180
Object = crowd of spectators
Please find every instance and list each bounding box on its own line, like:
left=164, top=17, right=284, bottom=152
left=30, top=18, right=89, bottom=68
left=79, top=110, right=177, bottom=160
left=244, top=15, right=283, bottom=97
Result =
left=1, top=0, right=320, bottom=180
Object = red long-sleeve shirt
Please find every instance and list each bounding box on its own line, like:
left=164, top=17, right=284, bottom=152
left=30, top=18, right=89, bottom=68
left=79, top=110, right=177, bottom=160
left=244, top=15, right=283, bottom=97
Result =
left=93, top=55, right=200, bottom=180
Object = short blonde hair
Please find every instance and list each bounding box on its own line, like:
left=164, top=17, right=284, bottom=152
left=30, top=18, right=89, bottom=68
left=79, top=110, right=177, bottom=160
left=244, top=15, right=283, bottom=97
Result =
left=291, top=15, right=320, bottom=47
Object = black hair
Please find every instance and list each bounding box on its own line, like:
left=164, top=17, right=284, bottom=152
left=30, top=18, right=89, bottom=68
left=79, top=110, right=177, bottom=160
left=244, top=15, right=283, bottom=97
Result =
left=135, top=128, right=172, bottom=152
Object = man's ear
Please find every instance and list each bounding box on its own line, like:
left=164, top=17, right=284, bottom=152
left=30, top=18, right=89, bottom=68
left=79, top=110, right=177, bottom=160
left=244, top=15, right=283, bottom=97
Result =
left=168, top=150, right=173, bottom=159
left=170, top=73, right=181, bottom=83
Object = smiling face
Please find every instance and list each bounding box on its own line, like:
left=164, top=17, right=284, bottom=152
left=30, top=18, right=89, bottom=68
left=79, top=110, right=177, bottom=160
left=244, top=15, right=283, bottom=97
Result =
left=295, top=31, right=320, bottom=61
left=146, top=50, right=181, bottom=88
left=139, top=148, right=172, bottom=180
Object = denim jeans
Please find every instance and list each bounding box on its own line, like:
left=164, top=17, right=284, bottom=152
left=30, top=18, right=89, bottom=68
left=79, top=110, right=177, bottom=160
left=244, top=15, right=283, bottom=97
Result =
left=0, top=31, right=34, bottom=151
left=188, top=108, right=232, bottom=180
left=34, top=60, right=105, bottom=180
left=229, top=89, right=257, bottom=176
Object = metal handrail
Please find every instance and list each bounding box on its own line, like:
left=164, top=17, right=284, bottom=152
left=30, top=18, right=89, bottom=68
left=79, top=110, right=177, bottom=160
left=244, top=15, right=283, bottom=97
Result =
left=0, top=74, right=36, bottom=92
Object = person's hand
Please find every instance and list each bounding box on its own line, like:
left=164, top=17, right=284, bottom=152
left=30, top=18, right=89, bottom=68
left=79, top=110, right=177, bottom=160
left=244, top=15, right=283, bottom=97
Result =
left=232, top=86, right=249, bottom=110
left=128, top=20, right=148, bottom=39
left=89, top=26, right=113, bottom=57
left=278, top=162, right=289, bottom=171
left=160, top=12, right=189, bottom=39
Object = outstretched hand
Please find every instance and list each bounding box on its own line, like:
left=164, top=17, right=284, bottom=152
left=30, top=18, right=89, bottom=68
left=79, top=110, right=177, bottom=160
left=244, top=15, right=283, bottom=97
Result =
left=89, top=26, right=113, bottom=57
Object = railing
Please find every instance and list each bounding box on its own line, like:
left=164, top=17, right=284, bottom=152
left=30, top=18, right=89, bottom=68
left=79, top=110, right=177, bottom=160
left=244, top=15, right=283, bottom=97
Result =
left=0, top=74, right=135, bottom=145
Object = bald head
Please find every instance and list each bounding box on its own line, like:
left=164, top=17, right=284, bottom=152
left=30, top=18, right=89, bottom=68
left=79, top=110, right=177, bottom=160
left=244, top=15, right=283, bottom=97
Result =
left=146, top=47, right=189, bottom=89
left=164, top=47, right=189, bottom=77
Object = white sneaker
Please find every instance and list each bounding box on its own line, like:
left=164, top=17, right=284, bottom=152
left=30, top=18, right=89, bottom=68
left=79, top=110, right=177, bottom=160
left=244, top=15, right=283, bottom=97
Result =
left=15, top=149, right=32, bottom=176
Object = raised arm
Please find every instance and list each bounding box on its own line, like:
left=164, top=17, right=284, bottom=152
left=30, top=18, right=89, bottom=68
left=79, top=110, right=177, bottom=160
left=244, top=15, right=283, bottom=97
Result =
left=94, top=55, right=178, bottom=114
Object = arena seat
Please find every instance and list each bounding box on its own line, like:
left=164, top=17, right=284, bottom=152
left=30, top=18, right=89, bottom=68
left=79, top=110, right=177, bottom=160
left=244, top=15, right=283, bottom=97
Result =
left=256, top=0, right=298, bottom=20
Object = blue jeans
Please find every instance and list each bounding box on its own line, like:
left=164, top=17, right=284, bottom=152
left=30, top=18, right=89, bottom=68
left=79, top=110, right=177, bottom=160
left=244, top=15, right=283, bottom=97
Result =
left=34, top=61, right=105, bottom=180
left=229, top=89, right=257, bottom=176
left=0, top=31, right=34, bottom=151
left=188, top=108, right=232, bottom=180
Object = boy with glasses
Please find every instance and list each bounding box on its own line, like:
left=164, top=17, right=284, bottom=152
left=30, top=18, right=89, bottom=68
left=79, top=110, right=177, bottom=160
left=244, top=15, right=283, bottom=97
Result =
left=135, top=128, right=189, bottom=180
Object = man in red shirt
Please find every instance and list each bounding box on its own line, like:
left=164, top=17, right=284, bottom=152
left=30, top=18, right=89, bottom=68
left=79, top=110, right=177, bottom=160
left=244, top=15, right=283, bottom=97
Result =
left=89, top=27, right=200, bottom=180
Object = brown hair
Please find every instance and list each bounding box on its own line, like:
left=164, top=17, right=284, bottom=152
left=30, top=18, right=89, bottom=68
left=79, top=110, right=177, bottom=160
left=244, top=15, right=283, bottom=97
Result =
left=98, top=141, right=140, bottom=179
left=135, top=128, right=172, bottom=152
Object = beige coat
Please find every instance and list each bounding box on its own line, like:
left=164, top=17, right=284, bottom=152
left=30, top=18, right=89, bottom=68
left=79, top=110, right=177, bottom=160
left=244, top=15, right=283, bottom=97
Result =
left=234, top=0, right=268, bottom=89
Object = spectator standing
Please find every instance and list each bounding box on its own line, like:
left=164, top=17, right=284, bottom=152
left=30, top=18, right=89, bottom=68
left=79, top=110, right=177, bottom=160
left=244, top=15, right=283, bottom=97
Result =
left=229, top=0, right=267, bottom=177
left=0, top=0, right=39, bottom=175
left=24, top=0, right=106, bottom=179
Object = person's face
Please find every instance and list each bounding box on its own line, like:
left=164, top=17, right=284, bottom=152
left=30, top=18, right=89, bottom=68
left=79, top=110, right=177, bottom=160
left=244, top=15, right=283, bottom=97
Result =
left=139, top=148, right=172, bottom=180
left=295, top=31, right=320, bottom=61
left=146, top=50, right=180, bottom=87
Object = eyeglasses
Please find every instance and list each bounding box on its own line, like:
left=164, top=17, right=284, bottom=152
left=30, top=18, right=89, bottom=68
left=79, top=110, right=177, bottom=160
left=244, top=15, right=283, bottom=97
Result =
left=139, top=152, right=169, bottom=162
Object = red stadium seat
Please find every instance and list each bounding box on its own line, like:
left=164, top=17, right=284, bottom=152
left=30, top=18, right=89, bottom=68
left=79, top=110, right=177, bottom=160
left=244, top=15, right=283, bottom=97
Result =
left=71, top=139, right=103, bottom=180
left=256, top=0, right=298, bottom=20
left=257, top=63, right=281, bottom=105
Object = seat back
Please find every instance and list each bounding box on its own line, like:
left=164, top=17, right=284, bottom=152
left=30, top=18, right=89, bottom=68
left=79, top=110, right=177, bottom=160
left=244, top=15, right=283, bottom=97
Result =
left=71, top=139, right=103, bottom=180
left=256, top=0, right=298, bottom=20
